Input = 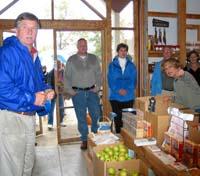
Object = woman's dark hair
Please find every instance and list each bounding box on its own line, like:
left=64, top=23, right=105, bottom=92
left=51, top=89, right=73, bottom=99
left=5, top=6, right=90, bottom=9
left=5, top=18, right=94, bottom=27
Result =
left=116, top=43, right=128, bottom=52
left=187, top=49, right=199, bottom=59
left=15, top=12, right=41, bottom=28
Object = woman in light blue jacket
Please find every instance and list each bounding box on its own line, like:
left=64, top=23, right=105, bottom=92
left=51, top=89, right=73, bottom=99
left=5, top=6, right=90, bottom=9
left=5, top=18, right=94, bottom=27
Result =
left=107, top=43, right=137, bottom=133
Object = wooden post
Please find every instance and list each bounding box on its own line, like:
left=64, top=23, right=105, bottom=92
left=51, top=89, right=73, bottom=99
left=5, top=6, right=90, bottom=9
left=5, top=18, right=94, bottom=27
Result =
left=178, top=0, right=186, bottom=65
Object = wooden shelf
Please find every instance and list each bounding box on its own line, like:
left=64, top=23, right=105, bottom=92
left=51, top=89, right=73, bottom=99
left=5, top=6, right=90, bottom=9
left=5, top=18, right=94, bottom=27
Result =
left=148, top=50, right=163, bottom=57
left=148, top=50, right=179, bottom=57
left=120, top=128, right=200, bottom=176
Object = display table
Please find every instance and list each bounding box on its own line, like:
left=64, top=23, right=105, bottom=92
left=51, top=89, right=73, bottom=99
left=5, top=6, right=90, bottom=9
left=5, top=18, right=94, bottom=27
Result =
left=121, top=128, right=200, bottom=176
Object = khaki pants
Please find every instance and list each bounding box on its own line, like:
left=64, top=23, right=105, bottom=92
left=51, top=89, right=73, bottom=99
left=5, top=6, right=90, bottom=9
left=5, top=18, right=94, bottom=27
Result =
left=0, top=110, right=35, bottom=176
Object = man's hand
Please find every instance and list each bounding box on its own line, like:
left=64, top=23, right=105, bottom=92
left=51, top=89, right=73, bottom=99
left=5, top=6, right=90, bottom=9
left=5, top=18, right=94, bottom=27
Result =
left=45, top=89, right=55, bottom=100
left=119, top=89, right=127, bottom=96
left=34, top=92, right=47, bottom=106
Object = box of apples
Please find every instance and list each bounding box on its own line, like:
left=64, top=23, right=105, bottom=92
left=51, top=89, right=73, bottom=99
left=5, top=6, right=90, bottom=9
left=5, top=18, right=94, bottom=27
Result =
left=92, top=144, right=147, bottom=176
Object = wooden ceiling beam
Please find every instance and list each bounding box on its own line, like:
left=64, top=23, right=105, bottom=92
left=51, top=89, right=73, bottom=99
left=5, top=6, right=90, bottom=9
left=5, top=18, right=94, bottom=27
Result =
left=0, top=19, right=106, bottom=30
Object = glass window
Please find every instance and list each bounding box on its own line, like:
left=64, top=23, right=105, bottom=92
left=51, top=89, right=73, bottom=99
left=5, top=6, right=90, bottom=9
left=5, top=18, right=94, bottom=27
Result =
left=37, top=30, right=54, bottom=72
left=54, top=0, right=103, bottom=20
left=112, top=30, right=134, bottom=61
left=0, top=0, right=51, bottom=19
left=85, top=0, right=106, bottom=18
left=112, top=1, right=133, bottom=28
left=56, top=31, right=102, bottom=61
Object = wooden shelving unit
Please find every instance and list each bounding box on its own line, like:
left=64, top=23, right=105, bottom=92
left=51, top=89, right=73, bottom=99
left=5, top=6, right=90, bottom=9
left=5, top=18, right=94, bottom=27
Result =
left=148, top=50, right=179, bottom=57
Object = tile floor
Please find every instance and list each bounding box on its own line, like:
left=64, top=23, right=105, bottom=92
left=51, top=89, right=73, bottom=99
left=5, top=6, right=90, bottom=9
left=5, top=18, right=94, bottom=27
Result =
left=32, top=145, right=89, bottom=176
left=33, top=115, right=90, bottom=176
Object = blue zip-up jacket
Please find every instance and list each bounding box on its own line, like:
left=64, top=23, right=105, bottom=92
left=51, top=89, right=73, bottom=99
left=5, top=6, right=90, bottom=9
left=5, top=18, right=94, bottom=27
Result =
left=151, top=61, right=162, bottom=96
left=0, top=36, right=49, bottom=112
left=107, top=57, right=137, bottom=102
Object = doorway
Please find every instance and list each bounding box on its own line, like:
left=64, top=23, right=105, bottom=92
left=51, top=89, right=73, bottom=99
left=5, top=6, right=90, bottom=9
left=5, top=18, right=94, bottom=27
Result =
left=54, top=30, right=103, bottom=143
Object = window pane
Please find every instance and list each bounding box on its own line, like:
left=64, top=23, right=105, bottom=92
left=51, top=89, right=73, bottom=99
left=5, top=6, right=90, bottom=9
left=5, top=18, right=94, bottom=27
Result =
left=37, top=30, right=54, bottom=72
left=112, top=1, right=133, bottom=28
left=0, top=0, right=51, bottom=19
left=56, top=31, right=102, bottom=61
left=54, top=0, right=102, bottom=20
left=85, top=0, right=106, bottom=18
left=112, top=30, right=134, bottom=61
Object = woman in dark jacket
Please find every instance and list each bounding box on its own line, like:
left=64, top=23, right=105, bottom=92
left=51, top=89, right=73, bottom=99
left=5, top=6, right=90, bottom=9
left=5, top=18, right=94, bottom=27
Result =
left=184, top=49, right=200, bottom=86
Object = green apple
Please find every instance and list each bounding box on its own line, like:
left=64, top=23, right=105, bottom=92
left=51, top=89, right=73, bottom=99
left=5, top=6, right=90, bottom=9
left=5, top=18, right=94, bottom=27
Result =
left=104, top=146, right=111, bottom=153
left=113, top=145, right=119, bottom=152
left=96, top=152, right=101, bottom=158
left=107, top=167, right=116, bottom=175
left=118, top=156, right=126, bottom=161
left=118, top=170, right=128, bottom=176
left=108, top=150, right=114, bottom=157
left=130, top=170, right=139, bottom=176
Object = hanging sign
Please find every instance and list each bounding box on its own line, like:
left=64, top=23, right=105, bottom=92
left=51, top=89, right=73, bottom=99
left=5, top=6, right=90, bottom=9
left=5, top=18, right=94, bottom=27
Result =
left=152, top=18, right=169, bottom=28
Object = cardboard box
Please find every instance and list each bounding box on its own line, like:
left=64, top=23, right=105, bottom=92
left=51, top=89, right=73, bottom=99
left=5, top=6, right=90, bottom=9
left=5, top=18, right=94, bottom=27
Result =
left=171, top=136, right=183, bottom=161
left=145, top=111, right=170, bottom=146
left=92, top=143, right=147, bottom=176
left=135, top=96, right=168, bottom=114
left=135, top=96, right=186, bottom=114
left=162, top=132, right=172, bottom=154
left=87, top=133, right=120, bottom=160
left=188, top=121, right=200, bottom=144
left=183, top=139, right=198, bottom=168
left=187, top=121, right=200, bottom=168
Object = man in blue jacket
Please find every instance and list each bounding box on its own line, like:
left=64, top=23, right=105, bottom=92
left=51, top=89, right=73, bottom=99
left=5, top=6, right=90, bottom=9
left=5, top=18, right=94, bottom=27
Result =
left=151, top=46, right=174, bottom=96
left=107, top=43, right=137, bottom=133
left=0, top=12, right=54, bottom=176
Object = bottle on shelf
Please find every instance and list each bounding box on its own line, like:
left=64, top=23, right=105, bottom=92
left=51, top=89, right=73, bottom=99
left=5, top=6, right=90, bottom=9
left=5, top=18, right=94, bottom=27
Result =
left=163, top=28, right=166, bottom=45
left=154, top=27, right=158, bottom=45
left=158, top=28, right=162, bottom=45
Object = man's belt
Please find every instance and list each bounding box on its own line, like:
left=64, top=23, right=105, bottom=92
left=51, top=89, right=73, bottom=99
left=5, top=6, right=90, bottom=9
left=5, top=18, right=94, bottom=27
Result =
left=15, top=111, right=36, bottom=116
left=163, top=89, right=173, bottom=91
left=72, top=85, right=95, bottom=91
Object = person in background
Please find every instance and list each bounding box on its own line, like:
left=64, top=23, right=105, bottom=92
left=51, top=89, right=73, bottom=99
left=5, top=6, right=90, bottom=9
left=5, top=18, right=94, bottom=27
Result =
left=151, top=46, right=174, bottom=95
left=47, top=60, right=66, bottom=130
left=42, top=65, right=48, bottom=83
left=163, top=57, right=200, bottom=111
left=107, top=43, right=137, bottom=133
left=64, top=38, right=102, bottom=150
left=184, top=49, right=200, bottom=86
left=0, top=12, right=54, bottom=176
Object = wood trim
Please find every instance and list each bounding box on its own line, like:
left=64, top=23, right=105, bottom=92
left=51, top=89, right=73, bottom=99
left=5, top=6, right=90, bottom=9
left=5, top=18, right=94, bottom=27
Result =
left=112, top=27, right=135, bottom=30
left=186, top=24, right=200, bottom=29
left=178, top=0, right=186, bottom=65
left=187, top=13, right=200, bottom=19
left=148, top=11, right=177, bottom=18
left=0, top=19, right=106, bottom=30
left=134, top=0, right=140, bottom=96
left=102, top=0, right=112, bottom=117
left=0, top=30, right=3, bottom=45
left=59, top=137, right=80, bottom=144
left=138, top=0, right=148, bottom=96
left=148, top=11, right=200, bottom=20
left=36, top=118, right=43, bottom=136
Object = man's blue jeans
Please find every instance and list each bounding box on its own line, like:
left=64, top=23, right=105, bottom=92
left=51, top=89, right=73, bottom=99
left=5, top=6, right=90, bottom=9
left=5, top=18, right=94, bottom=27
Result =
left=72, top=90, right=100, bottom=141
